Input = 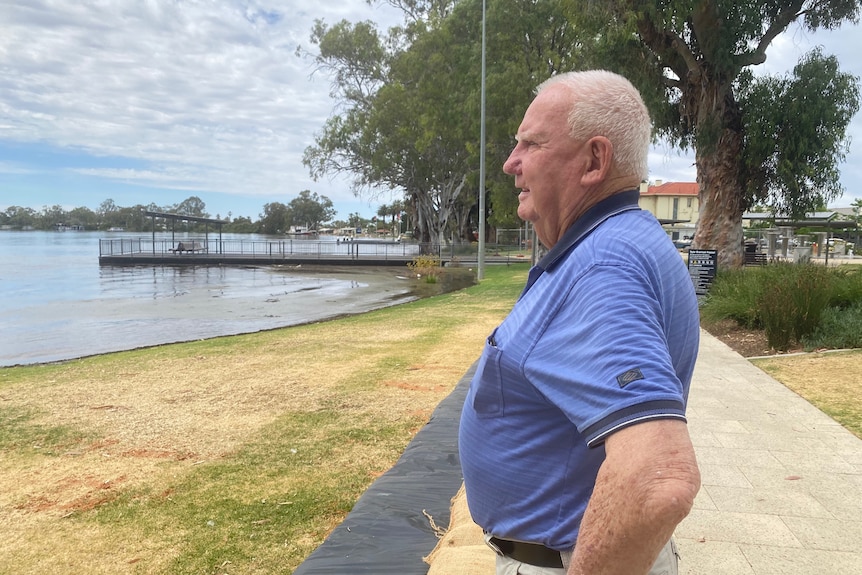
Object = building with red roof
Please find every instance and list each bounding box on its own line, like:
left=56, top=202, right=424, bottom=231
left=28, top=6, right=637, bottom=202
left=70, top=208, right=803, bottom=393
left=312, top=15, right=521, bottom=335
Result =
left=638, top=181, right=699, bottom=229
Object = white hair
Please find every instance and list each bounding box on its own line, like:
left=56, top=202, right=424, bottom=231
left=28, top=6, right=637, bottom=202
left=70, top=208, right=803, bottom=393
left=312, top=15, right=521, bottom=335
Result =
left=537, top=70, right=651, bottom=180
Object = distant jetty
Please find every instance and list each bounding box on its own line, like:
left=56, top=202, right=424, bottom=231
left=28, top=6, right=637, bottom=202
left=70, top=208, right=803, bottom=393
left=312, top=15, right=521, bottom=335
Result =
left=99, top=237, right=425, bottom=266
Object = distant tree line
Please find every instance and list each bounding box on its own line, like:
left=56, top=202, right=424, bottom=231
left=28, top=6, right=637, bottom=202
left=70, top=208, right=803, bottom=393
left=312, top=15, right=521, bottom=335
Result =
left=0, top=191, right=398, bottom=235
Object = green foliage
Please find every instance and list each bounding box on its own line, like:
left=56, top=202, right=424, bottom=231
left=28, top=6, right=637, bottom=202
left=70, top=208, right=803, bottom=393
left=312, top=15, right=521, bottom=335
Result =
left=561, top=0, right=861, bottom=265
left=286, top=190, right=337, bottom=230
left=757, top=264, right=833, bottom=350
left=699, top=266, right=765, bottom=328
left=701, top=262, right=860, bottom=351
left=303, top=0, right=589, bottom=242
left=258, top=201, right=289, bottom=234
left=828, top=265, right=862, bottom=308
left=738, top=49, right=861, bottom=218
left=803, top=301, right=862, bottom=350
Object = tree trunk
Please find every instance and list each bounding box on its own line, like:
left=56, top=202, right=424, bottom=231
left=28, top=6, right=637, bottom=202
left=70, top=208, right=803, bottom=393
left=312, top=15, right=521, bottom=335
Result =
left=687, top=70, right=747, bottom=269
left=693, top=124, right=746, bottom=269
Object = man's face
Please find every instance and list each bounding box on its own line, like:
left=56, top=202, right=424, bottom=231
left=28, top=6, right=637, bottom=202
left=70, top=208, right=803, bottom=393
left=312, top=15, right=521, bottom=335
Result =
left=503, top=85, right=587, bottom=248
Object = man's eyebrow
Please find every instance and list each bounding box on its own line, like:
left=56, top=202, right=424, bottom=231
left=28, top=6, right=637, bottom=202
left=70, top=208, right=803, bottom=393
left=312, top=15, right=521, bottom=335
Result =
left=516, top=129, right=543, bottom=143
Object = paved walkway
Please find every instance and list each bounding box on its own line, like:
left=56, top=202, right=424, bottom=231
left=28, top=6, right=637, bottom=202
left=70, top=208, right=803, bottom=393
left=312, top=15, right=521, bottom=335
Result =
left=677, top=331, right=862, bottom=574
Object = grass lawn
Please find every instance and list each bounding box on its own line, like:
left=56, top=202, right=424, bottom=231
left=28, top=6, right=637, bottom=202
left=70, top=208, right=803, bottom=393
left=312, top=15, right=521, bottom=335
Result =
left=752, top=349, right=862, bottom=439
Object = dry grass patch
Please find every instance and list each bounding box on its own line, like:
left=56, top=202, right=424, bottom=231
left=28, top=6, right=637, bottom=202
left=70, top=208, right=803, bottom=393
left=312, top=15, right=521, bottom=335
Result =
left=752, top=349, right=862, bottom=439
left=0, top=263, right=529, bottom=575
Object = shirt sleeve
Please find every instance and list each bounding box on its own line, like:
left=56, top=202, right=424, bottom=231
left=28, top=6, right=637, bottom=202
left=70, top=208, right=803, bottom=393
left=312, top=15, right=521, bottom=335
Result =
left=523, top=260, right=688, bottom=447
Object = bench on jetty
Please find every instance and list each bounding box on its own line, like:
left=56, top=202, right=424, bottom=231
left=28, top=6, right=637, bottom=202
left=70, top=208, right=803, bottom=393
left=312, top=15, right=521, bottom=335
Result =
left=170, top=241, right=207, bottom=254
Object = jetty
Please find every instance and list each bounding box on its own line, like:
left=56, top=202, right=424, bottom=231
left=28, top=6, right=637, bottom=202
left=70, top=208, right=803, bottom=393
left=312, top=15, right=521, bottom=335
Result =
left=99, top=236, right=431, bottom=266
left=98, top=211, right=532, bottom=267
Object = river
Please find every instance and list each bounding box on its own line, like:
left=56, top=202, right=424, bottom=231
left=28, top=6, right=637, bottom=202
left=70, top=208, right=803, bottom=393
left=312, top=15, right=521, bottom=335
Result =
left=0, top=231, right=417, bottom=367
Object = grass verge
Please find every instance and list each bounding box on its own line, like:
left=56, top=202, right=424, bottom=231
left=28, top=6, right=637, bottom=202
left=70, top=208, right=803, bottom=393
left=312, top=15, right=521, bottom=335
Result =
left=752, top=350, right=862, bottom=440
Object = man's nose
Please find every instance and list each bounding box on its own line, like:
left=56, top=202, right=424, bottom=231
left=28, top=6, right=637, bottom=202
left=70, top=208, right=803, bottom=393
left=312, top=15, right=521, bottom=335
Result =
left=503, top=151, right=520, bottom=175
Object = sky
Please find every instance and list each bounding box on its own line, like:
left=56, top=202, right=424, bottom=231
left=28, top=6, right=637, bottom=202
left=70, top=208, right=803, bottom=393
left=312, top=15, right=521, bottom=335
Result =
left=1, top=1, right=861, bottom=223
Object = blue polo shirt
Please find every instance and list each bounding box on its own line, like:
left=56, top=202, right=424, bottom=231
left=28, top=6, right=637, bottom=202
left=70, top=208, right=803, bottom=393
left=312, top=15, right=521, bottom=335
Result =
left=459, top=190, right=699, bottom=551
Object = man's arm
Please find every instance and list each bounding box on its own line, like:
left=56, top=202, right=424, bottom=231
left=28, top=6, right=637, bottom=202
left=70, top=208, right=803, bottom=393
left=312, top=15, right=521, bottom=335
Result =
left=568, top=419, right=700, bottom=575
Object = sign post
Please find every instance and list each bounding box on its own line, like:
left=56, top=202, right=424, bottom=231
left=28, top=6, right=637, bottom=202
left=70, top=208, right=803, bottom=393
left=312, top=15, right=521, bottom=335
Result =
left=687, top=249, right=718, bottom=296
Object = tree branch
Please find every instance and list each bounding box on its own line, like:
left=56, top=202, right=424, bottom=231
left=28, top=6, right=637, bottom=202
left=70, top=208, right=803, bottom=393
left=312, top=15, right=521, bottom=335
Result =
left=737, top=1, right=806, bottom=68
left=635, top=15, right=701, bottom=83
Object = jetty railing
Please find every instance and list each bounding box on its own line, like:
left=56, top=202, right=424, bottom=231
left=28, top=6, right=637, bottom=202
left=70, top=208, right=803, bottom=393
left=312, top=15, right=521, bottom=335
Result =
left=98, top=237, right=533, bottom=265
left=100, top=237, right=423, bottom=258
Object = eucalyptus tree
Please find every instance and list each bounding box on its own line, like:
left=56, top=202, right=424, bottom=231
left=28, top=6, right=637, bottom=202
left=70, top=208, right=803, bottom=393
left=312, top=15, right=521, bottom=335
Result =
left=286, top=190, right=336, bottom=230
left=304, top=0, right=587, bottom=245
left=479, top=0, right=587, bottom=232
left=564, top=0, right=861, bottom=267
left=378, top=9, right=479, bottom=244
left=98, top=198, right=118, bottom=228
left=259, top=202, right=289, bottom=235
left=66, top=206, right=99, bottom=229
left=174, top=196, right=208, bottom=218
left=113, top=205, right=150, bottom=232
left=304, top=11, right=473, bottom=245
left=738, top=49, right=859, bottom=221
left=38, top=204, right=67, bottom=229
left=1, top=206, right=37, bottom=229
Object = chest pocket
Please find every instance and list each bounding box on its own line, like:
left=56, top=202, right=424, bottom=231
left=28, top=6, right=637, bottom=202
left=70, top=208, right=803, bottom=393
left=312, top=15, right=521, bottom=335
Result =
left=471, top=328, right=505, bottom=417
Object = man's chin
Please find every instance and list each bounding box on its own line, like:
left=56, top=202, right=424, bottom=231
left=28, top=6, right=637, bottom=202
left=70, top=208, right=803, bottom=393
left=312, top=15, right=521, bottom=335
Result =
left=517, top=206, right=537, bottom=223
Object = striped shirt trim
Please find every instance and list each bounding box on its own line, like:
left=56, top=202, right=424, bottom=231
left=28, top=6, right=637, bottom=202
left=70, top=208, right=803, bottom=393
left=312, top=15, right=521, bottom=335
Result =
left=584, top=399, right=687, bottom=448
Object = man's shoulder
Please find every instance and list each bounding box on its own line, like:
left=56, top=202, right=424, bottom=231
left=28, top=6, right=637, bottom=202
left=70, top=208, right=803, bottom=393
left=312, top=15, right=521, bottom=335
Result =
left=576, top=211, right=670, bottom=260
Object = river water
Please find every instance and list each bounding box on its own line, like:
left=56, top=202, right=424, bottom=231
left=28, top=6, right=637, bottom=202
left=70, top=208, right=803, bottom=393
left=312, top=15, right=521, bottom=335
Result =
left=0, top=231, right=417, bottom=367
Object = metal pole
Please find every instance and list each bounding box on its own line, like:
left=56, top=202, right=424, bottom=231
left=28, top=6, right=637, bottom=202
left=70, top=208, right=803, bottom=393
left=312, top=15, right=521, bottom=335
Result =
left=477, top=0, right=487, bottom=279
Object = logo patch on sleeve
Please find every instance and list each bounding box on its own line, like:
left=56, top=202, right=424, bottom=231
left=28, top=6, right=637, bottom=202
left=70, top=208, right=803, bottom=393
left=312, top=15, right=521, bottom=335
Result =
left=616, top=368, right=644, bottom=388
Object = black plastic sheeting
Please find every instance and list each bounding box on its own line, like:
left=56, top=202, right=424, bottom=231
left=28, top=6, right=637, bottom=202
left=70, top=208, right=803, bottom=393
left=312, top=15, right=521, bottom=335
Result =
left=292, top=363, right=476, bottom=575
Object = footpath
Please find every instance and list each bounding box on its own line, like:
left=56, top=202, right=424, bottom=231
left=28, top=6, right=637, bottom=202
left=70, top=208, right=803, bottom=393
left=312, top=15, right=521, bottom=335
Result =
left=676, top=331, right=862, bottom=574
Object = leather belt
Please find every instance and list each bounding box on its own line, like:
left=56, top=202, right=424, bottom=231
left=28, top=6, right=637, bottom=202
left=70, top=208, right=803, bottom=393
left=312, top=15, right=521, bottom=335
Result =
left=487, top=536, right=564, bottom=568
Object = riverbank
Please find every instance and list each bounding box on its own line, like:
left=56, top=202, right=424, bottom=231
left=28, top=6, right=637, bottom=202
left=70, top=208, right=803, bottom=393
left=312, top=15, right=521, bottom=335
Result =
left=2, top=264, right=421, bottom=367
left=4, top=260, right=860, bottom=575
left=0, top=230, right=427, bottom=367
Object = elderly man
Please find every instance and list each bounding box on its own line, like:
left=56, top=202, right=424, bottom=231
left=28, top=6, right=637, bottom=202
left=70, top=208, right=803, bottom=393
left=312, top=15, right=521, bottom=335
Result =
left=459, top=70, right=701, bottom=575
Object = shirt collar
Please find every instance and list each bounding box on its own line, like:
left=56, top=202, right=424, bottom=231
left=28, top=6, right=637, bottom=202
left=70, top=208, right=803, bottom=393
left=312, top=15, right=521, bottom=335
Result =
left=520, top=189, right=641, bottom=297
left=539, top=188, right=641, bottom=271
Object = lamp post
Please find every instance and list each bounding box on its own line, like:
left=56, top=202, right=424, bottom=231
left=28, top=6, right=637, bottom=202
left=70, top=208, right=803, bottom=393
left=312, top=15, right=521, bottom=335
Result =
left=478, top=0, right=487, bottom=279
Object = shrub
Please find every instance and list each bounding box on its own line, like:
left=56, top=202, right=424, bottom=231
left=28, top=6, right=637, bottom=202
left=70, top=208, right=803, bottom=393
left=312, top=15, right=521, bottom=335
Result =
left=702, top=262, right=846, bottom=352
left=407, top=254, right=442, bottom=284
left=700, top=267, right=766, bottom=329
left=802, top=301, right=862, bottom=350
left=828, top=266, right=862, bottom=309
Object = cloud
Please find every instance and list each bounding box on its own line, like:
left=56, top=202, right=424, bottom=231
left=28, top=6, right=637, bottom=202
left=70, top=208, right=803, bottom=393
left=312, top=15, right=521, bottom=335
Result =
left=0, top=160, right=36, bottom=175
left=0, top=0, right=403, bottom=211
left=1, top=1, right=860, bottom=216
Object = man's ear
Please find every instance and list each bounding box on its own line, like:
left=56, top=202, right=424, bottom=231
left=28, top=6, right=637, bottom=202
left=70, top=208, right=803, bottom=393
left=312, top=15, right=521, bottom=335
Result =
left=581, top=136, right=613, bottom=186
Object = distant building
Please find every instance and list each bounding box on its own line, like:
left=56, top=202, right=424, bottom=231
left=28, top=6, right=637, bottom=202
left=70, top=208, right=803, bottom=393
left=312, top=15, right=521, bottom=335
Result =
left=639, top=181, right=699, bottom=241
left=829, top=207, right=860, bottom=221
